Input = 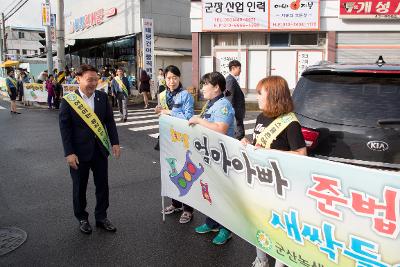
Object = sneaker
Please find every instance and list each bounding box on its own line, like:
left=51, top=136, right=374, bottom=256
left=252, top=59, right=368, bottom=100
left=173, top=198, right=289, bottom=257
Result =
left=252, top=257, right=268, bottom=267
left=195, top=223, right=219, bottom=234
left=212, top=228, right=232, bottom=245
left=161, top=205, right=183, bottom=215
left=179, top=211, right=193, bottom=224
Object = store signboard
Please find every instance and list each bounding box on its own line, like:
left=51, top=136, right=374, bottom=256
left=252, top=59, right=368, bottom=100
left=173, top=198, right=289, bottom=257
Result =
left=64, top=0, right=138, bottom=39
left=202, top=0, right=319, bottom=31
left=296, top=50, right=323, bottom=81
left=215, top=50, right=247, bottom=89
left=202, top=0, right=268, bottom=31
left=142, top=18, right=155, bottom=80
left=339, top=0, right=400, bottom=18
left=269, top=0, right=320, bottom=30
left=42, top=2, right=51, bottom=26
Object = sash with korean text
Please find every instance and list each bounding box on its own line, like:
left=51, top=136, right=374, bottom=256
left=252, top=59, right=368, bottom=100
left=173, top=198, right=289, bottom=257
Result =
left=255, top=112, right=298, bottom=149
left=63, top=92, right=111, bottom=153
left=115, top=77, right=129, bottom=96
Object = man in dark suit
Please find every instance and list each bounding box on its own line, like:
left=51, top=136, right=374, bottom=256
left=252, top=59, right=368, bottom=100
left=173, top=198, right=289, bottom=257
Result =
left=59, top=64, right=121, bottom=234
left=225, top=60, right=246, bottom=140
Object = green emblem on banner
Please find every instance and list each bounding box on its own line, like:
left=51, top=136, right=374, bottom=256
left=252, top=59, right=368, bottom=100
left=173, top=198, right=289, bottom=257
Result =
left=256, top=230, right=272, bottom=250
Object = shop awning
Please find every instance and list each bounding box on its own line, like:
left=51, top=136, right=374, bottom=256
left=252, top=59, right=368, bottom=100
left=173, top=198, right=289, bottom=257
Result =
left=0, top=60, right=20, bottom=67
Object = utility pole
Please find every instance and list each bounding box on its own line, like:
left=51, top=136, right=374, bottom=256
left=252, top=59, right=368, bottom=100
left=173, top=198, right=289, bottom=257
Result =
left=44, top=0, right=53, bottom=74
left=56, top=0, right=65, bottom=72
left=1, top=13, right=7, bottom=59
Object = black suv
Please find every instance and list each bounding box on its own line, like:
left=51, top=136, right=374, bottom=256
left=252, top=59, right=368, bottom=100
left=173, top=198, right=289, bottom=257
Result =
left=292, top=58, right=400, bottom=170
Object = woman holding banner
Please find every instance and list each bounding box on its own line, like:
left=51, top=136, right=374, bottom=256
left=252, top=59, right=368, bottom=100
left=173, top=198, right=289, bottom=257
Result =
left=241, top=76, right=306, bottom=267
left=156, top=65, right=195, bottom=224
left=189, top=71, right=235, bottom=245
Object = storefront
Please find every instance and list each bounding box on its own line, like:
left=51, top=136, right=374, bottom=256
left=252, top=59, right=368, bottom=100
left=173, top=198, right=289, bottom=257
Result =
left=190, top=0, right=400, bottom=99
left=64, top=0, right=192, bottom=87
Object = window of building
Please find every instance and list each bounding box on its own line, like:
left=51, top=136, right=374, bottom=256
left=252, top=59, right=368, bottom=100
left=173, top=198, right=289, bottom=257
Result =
left=9, top=49, right=20, bottom=55
left=201, top=34, right=212, bottom=56
left=39, top=48, right=45, bottom=54
left=241, top=32, right=267, bottom=46
left=216, top=34, right=238, bottom=46
left=22, top=49, right=27, bottom=55
left=18, top=32, right=25, bottom=39
left=291, top=33, right=318, bottom=45
left=270, top=33, right=289, bottom=47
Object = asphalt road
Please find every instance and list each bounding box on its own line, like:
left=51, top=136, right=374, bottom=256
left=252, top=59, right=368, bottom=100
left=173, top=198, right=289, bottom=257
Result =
left=0, top=99, right=263, bottom=267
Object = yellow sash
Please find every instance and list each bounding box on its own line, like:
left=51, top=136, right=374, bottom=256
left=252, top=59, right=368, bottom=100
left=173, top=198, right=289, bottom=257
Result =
left=6, top=77, right=17, bottom=91
left=159, top=90, right=169, bottom=110
left=63, top=92, right=111, bottom=153
left=255, top=112, right=299, bottom=149
left=115, top=77, right=129, bottom=96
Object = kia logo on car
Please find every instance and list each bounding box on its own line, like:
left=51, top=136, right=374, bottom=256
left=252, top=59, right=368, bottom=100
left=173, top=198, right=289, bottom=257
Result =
left=367, top=141, right=389, bottom=151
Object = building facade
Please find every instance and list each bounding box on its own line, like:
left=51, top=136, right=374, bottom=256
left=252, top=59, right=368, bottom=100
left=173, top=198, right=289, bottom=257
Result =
left=190, top=0, right=400, bottom=100
left=5, top=26, right=46, bottom=60
left=65, top=0, right=193, bottom=88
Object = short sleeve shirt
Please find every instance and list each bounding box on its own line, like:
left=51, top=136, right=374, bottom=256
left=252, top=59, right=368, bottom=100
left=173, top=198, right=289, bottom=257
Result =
left=170, top=90, right=194, bottom=120
left=252, top=113, right=306, bottom=151
left=203, top=97, right=235, bottom=137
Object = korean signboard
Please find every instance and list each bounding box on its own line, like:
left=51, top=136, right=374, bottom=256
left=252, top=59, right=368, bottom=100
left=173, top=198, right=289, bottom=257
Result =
left=269, top=0, right=320, bottom=30
left=160, top=115, right=400, bottom=267
left=68, top=7, right=118, bottom=34
left=340, top=0, right=400, bottom=18
left=142, top=18, right=155, bottom=80
left=202, top=0, right=268, bottom=30
left=202, top=0, right=320, bottom=31
left=296, top=50, right=323, bottom=81
left=41, top=2, right=51, bottom=26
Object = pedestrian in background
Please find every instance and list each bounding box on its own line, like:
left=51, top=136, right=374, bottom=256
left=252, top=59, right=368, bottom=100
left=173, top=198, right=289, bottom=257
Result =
left=19, top=70, right=30, bottom=106
left=5, top=68, right=20, bottom=114
left=59, top=64, right=121, bottom=235
left=111, top=68, right=130, bottom=122
left=189, top=71, right=235, bottom=245
left=225, top=60, right=246, bottom=140
left=46, top=74, right=56, bottom=109
left=241, top=76, right=306, bottom=267
left=156, top=65, right=195, bottom=224
left=37, top=70, right=48, bottom=84
left=54, top=71, right=66, bottom=109
left=157, top=68, right=166, bottom=94
left=139, top=69, right=151, bottom=108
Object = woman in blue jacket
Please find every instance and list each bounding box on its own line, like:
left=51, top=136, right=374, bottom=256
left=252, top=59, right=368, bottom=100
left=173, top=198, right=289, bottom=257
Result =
left=155, top=65, right=195, bottom=224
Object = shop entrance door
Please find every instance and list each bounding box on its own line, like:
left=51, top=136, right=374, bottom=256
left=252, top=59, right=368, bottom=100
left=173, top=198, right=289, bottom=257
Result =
left=271, top=51, right=297, bottom=90
left=248, top=51, right=268, bottom=93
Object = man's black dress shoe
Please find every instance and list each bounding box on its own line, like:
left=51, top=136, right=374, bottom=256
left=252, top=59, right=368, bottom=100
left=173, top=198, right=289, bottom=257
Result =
left=79, top=219, right=92, bottom=234
left=96, top=218, right=117, bottom=232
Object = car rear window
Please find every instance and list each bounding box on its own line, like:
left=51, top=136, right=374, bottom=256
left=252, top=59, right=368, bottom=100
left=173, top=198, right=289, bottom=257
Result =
left=293, top=74, right=400, bottom=127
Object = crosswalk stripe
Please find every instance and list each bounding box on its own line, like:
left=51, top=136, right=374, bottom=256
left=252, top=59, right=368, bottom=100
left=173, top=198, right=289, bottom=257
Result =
left=243, top=119, right=256, bottom=125
left=125, top=114, right=158, bottom=120
left=114, top=111, right=155, bottom=116
left=113, top=108, right=153, bottom=113
left=116, top=119, right=158, bottom=127
left=149, top=133, right=159, bottom=138
left=0, top=105, right=6, bottom=110
left=128, top=125, right=159, bottom=132
left=113, top=109, right=154, bottom=113
left=245, top=128, right=254, bottom=135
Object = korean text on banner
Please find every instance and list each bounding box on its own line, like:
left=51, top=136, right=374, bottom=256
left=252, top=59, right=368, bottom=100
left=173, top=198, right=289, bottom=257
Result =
left=24, top=83, right=47, bottom=102
left=159, top=115, right=400, bottom=267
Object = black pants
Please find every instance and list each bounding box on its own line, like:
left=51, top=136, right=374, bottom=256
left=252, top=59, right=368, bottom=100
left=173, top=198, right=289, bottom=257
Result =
left=172, top=199, right=194, bottom=213
left=70, top=145, right=109, bottom=222
left=235, top=119, right=245, bottom=140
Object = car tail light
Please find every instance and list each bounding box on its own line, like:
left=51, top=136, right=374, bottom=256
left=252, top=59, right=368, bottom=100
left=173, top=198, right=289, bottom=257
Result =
left=301, top=127, right=320, bottom=149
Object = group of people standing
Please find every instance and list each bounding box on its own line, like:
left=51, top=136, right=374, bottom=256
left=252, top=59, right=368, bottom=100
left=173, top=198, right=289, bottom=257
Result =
left=56, top=60, right=306, bottom=267
left=156, top=60, right=307, bottom=267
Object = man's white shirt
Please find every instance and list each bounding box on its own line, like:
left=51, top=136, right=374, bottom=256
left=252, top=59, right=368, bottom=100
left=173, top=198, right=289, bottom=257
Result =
left=79, top=88, right=95, bottom=111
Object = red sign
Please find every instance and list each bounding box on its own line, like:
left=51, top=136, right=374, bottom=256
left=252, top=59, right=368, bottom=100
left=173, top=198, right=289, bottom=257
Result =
left=340, top=0, right=400, bottom=18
